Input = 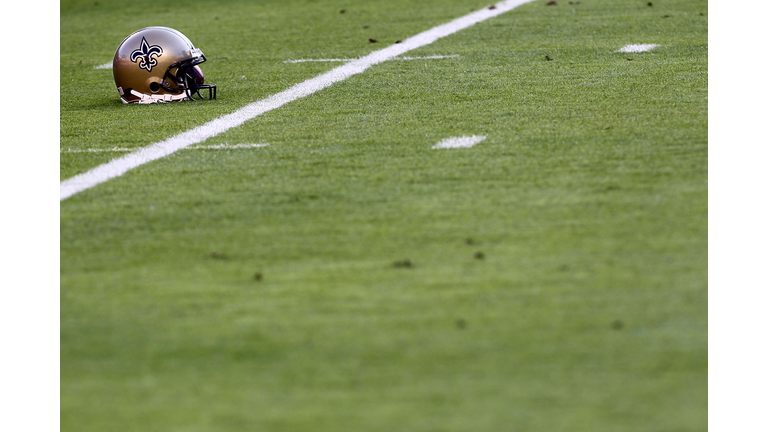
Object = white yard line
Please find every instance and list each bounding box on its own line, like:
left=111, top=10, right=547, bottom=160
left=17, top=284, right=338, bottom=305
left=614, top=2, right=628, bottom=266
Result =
left=61, top=0, right=535, bottom=201
left=432, top=135, right=487, bottom=149
left=616, top=44, right=659, bottom=53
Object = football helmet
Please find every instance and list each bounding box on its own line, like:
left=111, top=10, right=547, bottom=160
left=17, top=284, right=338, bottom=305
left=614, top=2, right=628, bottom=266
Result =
left=112, top=26, right=217, bottom=104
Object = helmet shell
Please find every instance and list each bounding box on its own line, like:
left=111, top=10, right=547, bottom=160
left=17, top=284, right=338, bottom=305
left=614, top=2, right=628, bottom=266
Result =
left=113, top=27, right=202, bottom=103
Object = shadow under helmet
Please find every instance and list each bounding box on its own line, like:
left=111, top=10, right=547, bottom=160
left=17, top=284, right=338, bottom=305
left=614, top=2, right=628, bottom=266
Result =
left=113, top=26, right=217, bottom=104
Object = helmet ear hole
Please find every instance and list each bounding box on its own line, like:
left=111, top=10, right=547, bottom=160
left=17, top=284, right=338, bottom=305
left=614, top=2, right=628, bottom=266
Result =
left=149, top=81, right=161, bottom=93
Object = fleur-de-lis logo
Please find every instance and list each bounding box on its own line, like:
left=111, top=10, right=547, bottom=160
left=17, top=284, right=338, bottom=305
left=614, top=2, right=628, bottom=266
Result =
left=130, top=37, right=163, bottom=72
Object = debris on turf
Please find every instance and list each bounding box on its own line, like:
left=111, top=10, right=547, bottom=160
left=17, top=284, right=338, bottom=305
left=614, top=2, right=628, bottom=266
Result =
left=545, top=55, right=554, bottom=61
left=546, top=1, right=557, bottom=5
left=488, top=5, right=496, bottom=10
left=369, top=38, right=377, bottom=43
left=392, top=258, right=412, bottom=268
left=611, top=320, right=625, bottom=330
left=464, top=237, right=475, bottom=245
left=474, top=251, right=485, bottom=260
left=455, top=319, right=467, bottom=329
left=209, top=251, right=227, bottom=259
left=253, top=272, right=263, bottom=281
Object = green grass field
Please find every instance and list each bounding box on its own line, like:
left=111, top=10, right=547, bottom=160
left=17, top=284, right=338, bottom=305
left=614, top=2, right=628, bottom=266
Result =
left=60, top=0, right=707, bottom=430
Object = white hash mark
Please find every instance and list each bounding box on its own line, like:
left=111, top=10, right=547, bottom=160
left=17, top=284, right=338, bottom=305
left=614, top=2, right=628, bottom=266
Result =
left=432, top=135, right=487, bottom=149
left=616, top=44, right=659, bottom=53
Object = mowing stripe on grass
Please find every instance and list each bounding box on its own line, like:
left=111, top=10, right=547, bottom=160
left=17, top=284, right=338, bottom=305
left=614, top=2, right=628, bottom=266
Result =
left=397, top=54, right=461, bottom=60
left=432, top=135, right=487, bottom=149
left=61, top=147, right=133, bottom=153
left=61, top=0, right=535, bottom=201
left=284, top=55, right=461, bottom=63
left=60, top=143, right=270, bottom=153
left=283, top=58, right=357, bottom=64
left=193, top=143, right=270, bottom=150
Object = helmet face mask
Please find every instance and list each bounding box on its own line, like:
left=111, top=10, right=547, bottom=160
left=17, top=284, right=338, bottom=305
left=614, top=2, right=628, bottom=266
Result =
left=113, top=27, right=217, bottom=104
left=161, top=50, right=217, bottom=101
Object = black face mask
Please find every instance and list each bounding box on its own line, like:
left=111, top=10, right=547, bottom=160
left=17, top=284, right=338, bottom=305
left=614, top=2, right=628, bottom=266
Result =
left=161, top=53, right=217, bottom=101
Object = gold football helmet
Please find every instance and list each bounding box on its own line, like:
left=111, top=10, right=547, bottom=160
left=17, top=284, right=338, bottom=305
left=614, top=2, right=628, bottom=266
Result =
left=112, top=27, right=217, bottom=104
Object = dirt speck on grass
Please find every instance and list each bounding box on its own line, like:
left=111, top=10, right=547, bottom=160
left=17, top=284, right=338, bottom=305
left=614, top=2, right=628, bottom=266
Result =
left=393, top=258, right=412, bottom=268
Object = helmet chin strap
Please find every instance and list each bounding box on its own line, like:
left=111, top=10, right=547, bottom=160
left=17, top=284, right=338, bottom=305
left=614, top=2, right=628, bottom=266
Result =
left=124, top=88, right=188, bottom=104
